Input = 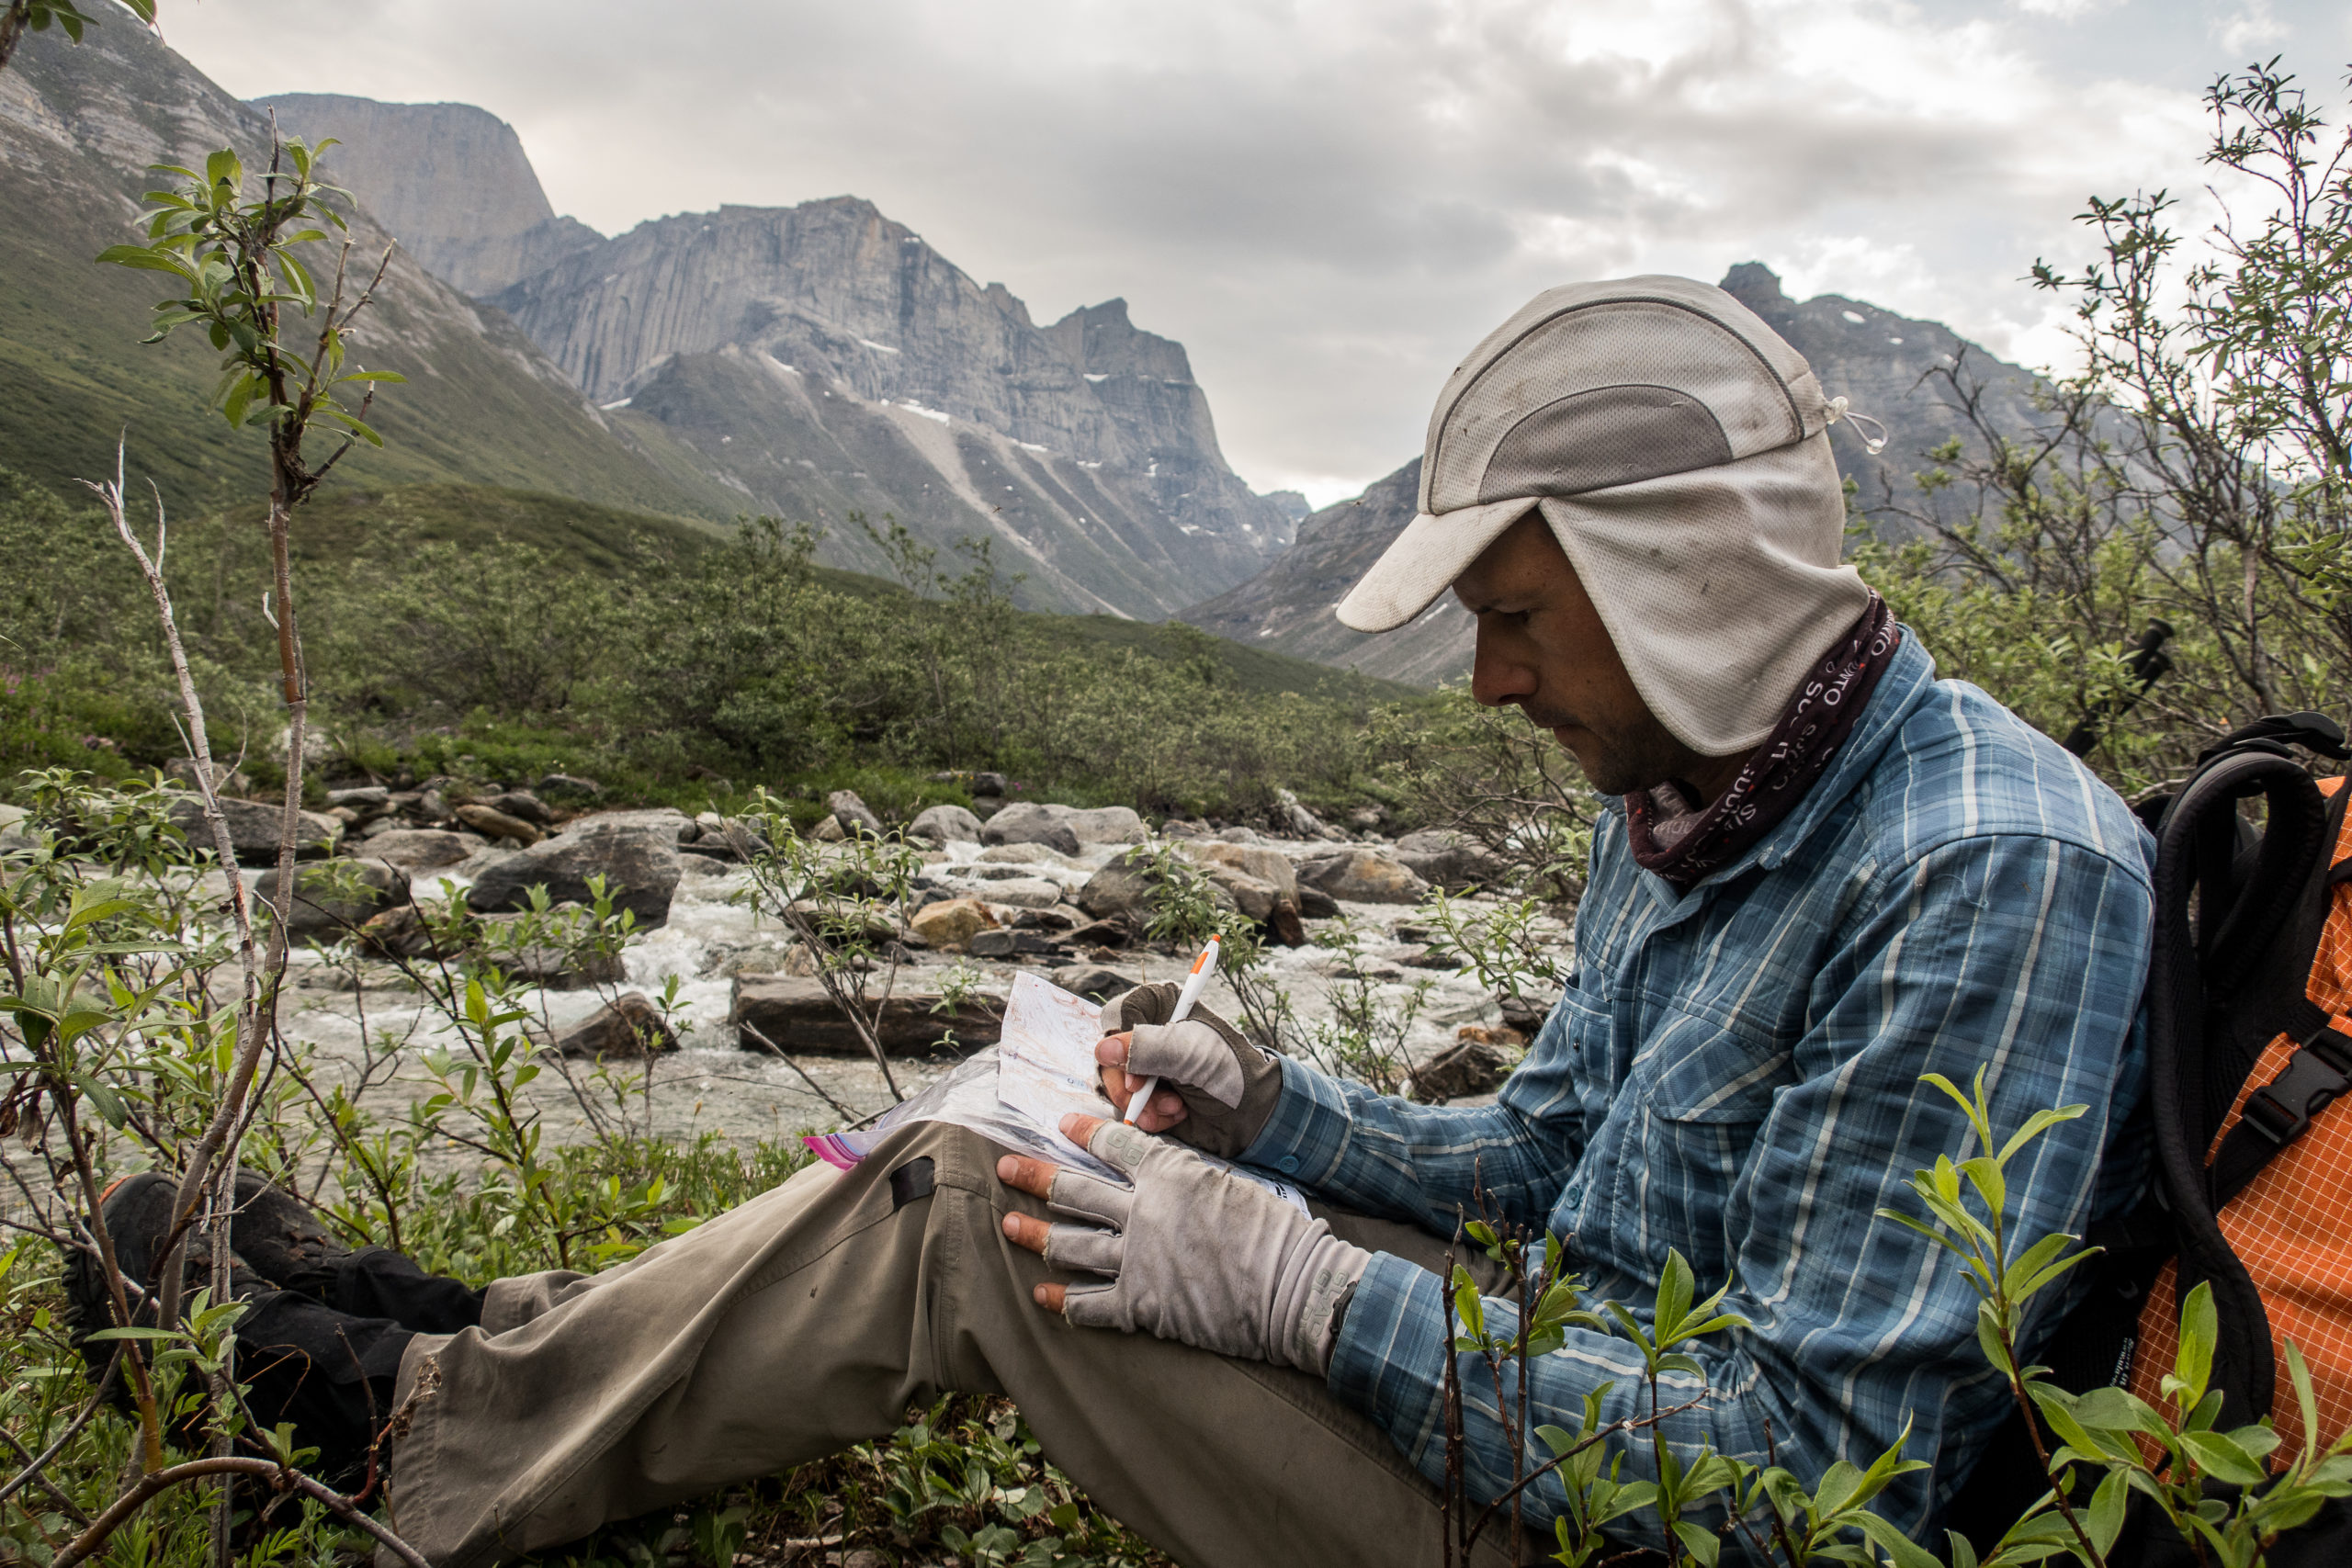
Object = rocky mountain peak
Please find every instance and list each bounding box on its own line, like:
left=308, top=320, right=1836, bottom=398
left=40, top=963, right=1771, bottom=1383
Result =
left=1720, top=261, right=1790, bottom=310
left=255, top=93, right=603, bottom=297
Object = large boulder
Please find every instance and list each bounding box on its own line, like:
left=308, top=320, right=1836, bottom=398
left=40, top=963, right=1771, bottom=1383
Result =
left=1188, top=841, right=1298, bottom=903
left=255, top=858, right=409, bottom=943
left=1394, top=829, right=1507, bottom=892
left=1301, top=849, right=1429, bottom=906
left=365, top=829, right=479, bottom=873
left=167, top=795, right=341, bottom=866
left=465, top=816, right=684, bottom=928
left=828, top=789, right=885, bottom=838
left=974, top=876, right=1066, bottom=909
left=907, top=803, right=985, bottom=845
left=731, top=976, right=998, bottom=1055
left=980, top=803, right=1082, bottom=856
left=1077, top=852, right=1160, bottom=922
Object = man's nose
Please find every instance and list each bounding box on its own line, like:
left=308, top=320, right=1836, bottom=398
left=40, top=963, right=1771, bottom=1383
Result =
left=1469, top=620, right=1536, bottom=709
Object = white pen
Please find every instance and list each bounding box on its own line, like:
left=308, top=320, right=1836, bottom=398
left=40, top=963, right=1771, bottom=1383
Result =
left=1124, top=935, right=1220, bottom=1124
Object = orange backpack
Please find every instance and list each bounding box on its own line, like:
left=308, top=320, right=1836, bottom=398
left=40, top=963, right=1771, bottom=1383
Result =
left=1950, top=715, right=2352, bottom=1555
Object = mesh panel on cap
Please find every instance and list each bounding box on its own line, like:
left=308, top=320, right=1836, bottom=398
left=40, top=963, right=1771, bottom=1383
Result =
left=1479, top=385, right=1734, bottom=502
left=1427, top=301, right=1804, bottom=513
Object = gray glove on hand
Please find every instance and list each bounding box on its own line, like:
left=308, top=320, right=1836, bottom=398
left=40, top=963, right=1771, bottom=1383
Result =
left=1098, top=982, right=1283, bottom=1158
left=1045, top=1121, right=1369, bottom=1374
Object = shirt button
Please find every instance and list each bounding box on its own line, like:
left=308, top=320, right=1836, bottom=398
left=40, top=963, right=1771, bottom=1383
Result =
left=1277, top=1156, right=1300, bottom=1174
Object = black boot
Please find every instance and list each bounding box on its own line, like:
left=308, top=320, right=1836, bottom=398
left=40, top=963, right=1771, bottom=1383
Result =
left=66, top=1171, right=417, bottom=1489
left=229, top=1171, right=487, bottom=1334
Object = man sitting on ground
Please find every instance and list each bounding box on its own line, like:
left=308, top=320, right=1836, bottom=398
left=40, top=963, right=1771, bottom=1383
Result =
left=80, top=276, right=2154, bottom=1566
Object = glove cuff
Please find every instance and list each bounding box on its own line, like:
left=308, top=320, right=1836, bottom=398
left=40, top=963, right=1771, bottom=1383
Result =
left=1280, top=1234, right=1373, bottom=1376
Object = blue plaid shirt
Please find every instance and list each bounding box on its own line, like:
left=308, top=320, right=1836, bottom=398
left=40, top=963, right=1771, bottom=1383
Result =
left=1244, top=634, right=2154, bottom=1552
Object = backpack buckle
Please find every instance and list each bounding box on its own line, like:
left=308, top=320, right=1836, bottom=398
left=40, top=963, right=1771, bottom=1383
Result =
left=2242, top=1038, right=2352, bottom=1146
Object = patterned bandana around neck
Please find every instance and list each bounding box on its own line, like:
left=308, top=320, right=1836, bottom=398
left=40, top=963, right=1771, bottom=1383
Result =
left=1624, top=595, right=1899, bottom=892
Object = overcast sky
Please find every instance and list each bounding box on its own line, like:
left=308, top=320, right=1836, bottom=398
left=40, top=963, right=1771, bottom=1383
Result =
left=163, top=0, right=2352, bottom=505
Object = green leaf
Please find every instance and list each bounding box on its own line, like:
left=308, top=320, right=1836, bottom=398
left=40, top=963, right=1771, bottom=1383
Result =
left=1854, top=1511, right=1946, bottom=1568
left=1656, top=1248, right=1695, bottom=1337
left=1670, top=1519, right=1721, bottom=1567
left=2176, top=1280, right=2217, bottom=1407
left=1997, top=1103, right=2089, bottom=1163
left=2179, top=1427, right=2270, bottom=1486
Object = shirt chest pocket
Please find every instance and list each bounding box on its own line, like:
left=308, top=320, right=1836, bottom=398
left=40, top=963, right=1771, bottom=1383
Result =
left=1618, top=1008, right=1789, bottom=1272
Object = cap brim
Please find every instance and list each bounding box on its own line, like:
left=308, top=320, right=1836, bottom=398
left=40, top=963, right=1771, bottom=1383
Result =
left=1333, top=496, right=1543, bottom=632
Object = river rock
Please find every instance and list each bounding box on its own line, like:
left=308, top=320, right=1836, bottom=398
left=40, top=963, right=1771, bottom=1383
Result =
left=1189, top=841, right=1298, bottom=902
left=1078, top=853, right=1158, bottom=920
left=811, top=815, right=848, bottom=841
left=455, top=803, right=543, bottom=845
left=907, top=803, right=984, bottom=845
left=255, top=858, right=410, bottom=943
left=970, top=928, right=1069, bottom=959
left=1213, top=870, right=1283, bottom=922
left=537, top=773, right=603, bottom=803
left=980, top=803, right=1082, bottom=855
left=978, top=841, right=1084, bottom=869
left=1407, top=1035, right=1518, bottom=1103
left=731, top=976, right=998, bottom=1055
left=1272, top=788, right=1336, bottom=840
left=1053, top=963, right=1138, bottom=1002
left=1301, top=849, right=1428, bottom=905
left=1217, top=825, right=1261, bottom=843
left=358, top=903, right=461, bottom=960
left=365, top=829, right=479, bottom=873
left=977, top=876, right=1066, bottom=908
left=828, top=789, right=885, bottom=837
left=535, top=991, right=677, bottom=1058
left=971, top=772, right=1009, bottom=797
left=166, top=795, right=341, bottom=866
left=1394, top=829, right=1506, bottom=891
left=465, top=816, right=684, bottom=928
left=488, top=789, right=555, bottom=827
left=907, top=897, right=998, bottom=949
left=326, top=784, right=390, bottom=811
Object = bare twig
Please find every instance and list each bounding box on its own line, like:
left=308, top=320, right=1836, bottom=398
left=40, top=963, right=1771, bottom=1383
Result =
left=47, top=1455, right=432, bottom=1568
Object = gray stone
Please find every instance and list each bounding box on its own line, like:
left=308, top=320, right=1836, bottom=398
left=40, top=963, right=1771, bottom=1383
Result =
left=1216, top=825, right=1261, bottom=844
left=981, top=802, right=1084, bottom=855
left=1077, top=854, right=1159, bottom=921
left=255, top=858, right=410, bottom=943
left=1062, top=807, right=1147, bottom=845
left=1158, top=818, right=1210, bottom=839
left=970, top=772, right=1010, bottom=797
left=977, top=876, right=1066, bottom=908
left=1301, top=850, right=1428, bottom=906
left=326, top=785, right=390, bottom=809
left=969, top=928, right=1068, bottom=959
left=1395, top=829, right=1507, bottom=891
left=1189, top=841, right=1298, bottom=902
left=970, top=795, right=1006, bottom=821
left=166, top=795, right=342, bottom=866
left=908, top=803, right=985, bottom=845
left=827, top=789, right=884, bottom=837
left=1298, top=885, right=1342, bottom=919
left=487, top=789, right=554, bottom=827
left=454, top=803, right=542, bottom=845
left=1053, top=964, right=1139, bottom=1002
left=537, top=773, right=603, bottom=802
left=731, top=976, right=998, bottom=1055
left=465, top=817, right=684, bottom=928
left=978, top=840, right=1080, bottom=867
left=365, top=829, right=479, bottom=873
left=535, top=992, right=678, bottom=1058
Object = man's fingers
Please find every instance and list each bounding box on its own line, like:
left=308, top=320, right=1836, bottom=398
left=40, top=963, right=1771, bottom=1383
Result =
left=1095, top=1032, right=1132, bottom=1067
left=1001, top=1210, right=1053, bottom=1255
left=995, top=1152, right=1060, bottom=1200
left=1059, top=1111, right=1107, bottom=1147
left=1032, top=1280, right=1068, bottom=1314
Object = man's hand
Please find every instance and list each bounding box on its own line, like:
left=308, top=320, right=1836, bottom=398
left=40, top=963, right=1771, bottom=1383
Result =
left=996, top=1112, right=1369, bottom=1375
left=1094, top=984, right=1283, bottom=1157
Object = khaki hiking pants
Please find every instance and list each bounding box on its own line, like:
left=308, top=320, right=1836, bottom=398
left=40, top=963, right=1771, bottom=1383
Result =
left=383, top=1119, right=1521, bottom=1568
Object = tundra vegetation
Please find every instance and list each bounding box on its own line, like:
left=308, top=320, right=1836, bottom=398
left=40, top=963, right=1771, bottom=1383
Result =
left=1, top=34, right=2350, bottom=1568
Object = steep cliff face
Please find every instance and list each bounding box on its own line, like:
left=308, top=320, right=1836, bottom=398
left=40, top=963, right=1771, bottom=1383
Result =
left=491, top=197, right=1294, bottom=614
left=255, top=94, right=603, bottom=298
left=1181, top=265, right=2064, bottom=683
left=0, top=26, right=727, bottom=517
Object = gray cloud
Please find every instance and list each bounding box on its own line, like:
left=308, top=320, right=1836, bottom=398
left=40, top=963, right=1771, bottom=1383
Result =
left=161, top=0, right=2348, bottom=502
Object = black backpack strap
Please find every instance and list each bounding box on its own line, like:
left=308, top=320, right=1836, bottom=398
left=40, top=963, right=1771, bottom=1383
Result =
left=2145, top=748, right=2335, bottom=1429
left=2209, top=999, right=2352, bottom=1210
